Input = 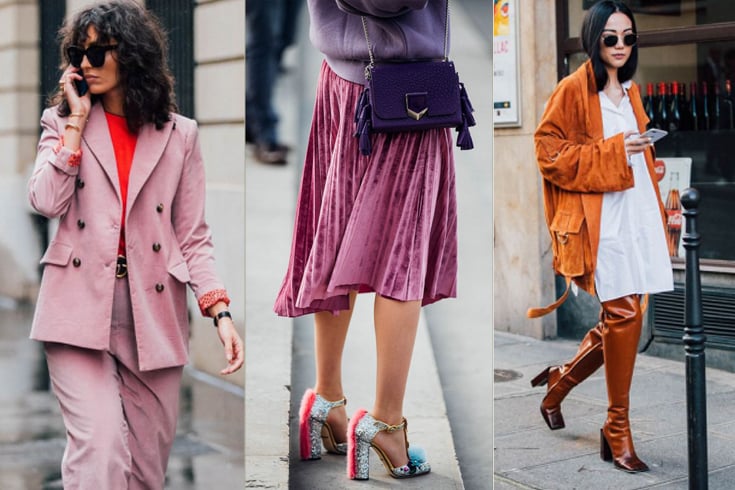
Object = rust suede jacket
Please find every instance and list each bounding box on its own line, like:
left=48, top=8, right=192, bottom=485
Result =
left=531, top=61, right=667, bottom=315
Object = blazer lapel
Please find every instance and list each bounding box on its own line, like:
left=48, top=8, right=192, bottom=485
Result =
left=82, top=104, right=120, bottom=201
left=125, top=116, right=174, bottom=219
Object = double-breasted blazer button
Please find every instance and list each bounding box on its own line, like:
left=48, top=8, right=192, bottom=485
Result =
left=72, top=257, right=81, bottom=267
left=77, top=219, right=85, bottom=229
left=152, top=242, right=161, bottom=252
left=156, top=203, right=164, bottom=213
left=155, top=283, right=165, bottom=293
left=76, top=178, right=85, bottom=189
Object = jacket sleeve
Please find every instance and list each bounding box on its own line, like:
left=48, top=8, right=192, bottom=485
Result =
left=336, top=0, right=428, bottom=17
left=171, top=119, right=227, bottom=313
left=534, top=77, right=634, bottom=193
left=28, top=108, right=80, bottom=218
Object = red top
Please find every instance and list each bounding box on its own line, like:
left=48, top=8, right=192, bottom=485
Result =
left=105, top=112, right=138, bottom=256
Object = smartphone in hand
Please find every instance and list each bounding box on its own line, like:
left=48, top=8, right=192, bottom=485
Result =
left=640, top=128, right=668, bottom=144
left=73, top=78, right=89, bottom=97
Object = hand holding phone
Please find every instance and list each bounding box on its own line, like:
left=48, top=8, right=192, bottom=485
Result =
left=624, top=128, right=658, bottom=158
left=640, top=128, right=668, bottom=144
left=73, top=77, right=89, bottom=97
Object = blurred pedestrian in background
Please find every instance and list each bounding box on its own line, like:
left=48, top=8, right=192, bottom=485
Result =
left=277, top=0, right=304, bottom=71
left=246, top=0, right=303, bottom=164
left=27, top=1, right=243, bottom=487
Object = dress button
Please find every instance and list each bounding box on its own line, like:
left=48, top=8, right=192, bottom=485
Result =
left=152, top=242, right=161, bottom=252
left=72, top=257, right=81, bottom=267
left=155, top=283, right=164, bottom=293
left=77, top=219, right=85, bottom=229
left=76, top=178, right=85, bottom=189
left=156, top=203, right=164, bottom=213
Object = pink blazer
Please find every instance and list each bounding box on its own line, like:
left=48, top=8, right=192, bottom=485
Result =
left=28, top=103, right=225, bottom=371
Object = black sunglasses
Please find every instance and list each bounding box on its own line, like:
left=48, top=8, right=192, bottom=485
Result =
left=602, top=33, right=637, bottom=48
left=67, top=44, right=117, bottom=68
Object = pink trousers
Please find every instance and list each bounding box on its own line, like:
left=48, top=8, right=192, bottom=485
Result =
left=45, top=276, right=183, bottom=490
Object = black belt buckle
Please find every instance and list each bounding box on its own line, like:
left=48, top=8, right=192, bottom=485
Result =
left=116, top=255, right=127, bottom=278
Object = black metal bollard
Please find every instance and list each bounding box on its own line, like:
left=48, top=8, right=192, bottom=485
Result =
left=681, top=187, right=708, bottom=490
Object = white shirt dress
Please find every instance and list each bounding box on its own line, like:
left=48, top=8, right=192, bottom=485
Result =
left=594, top=81, right=674, bottom=302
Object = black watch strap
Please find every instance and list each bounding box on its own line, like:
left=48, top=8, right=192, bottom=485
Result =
left=213, top=310, right=232, bottom=327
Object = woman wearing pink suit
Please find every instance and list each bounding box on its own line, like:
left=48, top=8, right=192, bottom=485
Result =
left=27, top=2, right=243, bottom=488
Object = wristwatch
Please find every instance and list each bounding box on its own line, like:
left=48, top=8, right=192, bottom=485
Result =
left=213, top=310, right=232, bottom=327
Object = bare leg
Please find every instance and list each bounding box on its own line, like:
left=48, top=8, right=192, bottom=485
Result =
left=313, top=291, right=357, bottom=442
left=371, top=295, right=421, bottom=468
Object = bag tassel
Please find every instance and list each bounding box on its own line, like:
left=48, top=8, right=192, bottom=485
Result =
left=455, top=83, right=475, bottom=150
left=354, top=88, right=369, bottom=129
left=355, top=88, right=373, bottom=155
left=358, top=117, right=372, bottom=156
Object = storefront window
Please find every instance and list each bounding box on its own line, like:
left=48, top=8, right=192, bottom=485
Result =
left=561, top=1, right=735, bottom=263
left=566, top=1, right=735, bottom=39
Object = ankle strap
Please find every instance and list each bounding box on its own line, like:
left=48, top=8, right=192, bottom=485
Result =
left=372, top=416, right=406, bottom=433
left=319, top=394, right=346, bottom=409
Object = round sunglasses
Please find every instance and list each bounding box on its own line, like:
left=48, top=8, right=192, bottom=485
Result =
left=66, top=44, right=117, bottom=68
left=601, top=33, right=637, bottom=48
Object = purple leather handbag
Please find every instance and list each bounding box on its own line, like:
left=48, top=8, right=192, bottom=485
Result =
left=354, top=1, right=475, bottom=156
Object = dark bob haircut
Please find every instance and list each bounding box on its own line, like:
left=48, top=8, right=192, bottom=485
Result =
left=580, top=0, right=638, bottom=92
left=50, top=0, right=176, bottom=132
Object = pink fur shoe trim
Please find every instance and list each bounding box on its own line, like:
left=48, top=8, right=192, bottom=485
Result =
left=347, top=408, right=368, bottom=478
left=299, top=389, right=317, bottom=459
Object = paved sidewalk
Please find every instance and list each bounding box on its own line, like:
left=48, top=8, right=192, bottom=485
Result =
left=494, top=330, right=735, bottom=489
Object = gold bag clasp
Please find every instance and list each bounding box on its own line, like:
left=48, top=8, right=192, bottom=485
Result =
left=405, top=92, right=429, bottom=120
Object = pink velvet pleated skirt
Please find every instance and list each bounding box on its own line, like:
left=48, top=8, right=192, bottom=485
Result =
left=273, top=61, right=457, bottom=317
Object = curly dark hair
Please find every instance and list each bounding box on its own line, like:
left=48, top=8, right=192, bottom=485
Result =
left=50, top=0, right=177, bottom=132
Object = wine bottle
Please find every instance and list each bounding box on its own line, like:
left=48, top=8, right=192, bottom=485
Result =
left=713, top=83, right=723, bottom=130
left=679, top=82, right=693, bottom=131
left=655, top=82, right=669, bottom=130
left=643, top=82, right=655, bottom=128
left=665, top=172, right=682, bottom=257
left=724, top=79, right=734, bottom=130
left=700, top=81, right=710, bottom=131
left=690, top=82, right=699, bottom=131
left=668, top=81, right=682, bottom=132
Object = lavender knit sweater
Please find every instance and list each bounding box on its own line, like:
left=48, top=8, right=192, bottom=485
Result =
left=308, top=0, right=449, bottom=84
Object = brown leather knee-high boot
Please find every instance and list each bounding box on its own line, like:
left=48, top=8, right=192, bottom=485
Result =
left=599, top=294, right=648, bottom=472
left=530, top=321, right=605, bottom=430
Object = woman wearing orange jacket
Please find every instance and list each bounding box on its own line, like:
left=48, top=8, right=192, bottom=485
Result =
left=530, top=0, right=673, bottom=473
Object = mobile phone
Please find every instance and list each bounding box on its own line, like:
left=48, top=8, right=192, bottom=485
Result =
left=640, top=128, right=668, bottom=144
left=73, top=77, right=89, bottom=97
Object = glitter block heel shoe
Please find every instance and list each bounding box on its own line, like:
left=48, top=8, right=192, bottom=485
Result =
left=299, top=389, right=348, bottom=460
left=347, top=409, right=430, bottom=480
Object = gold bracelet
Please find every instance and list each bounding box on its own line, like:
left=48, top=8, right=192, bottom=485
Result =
left=69, top=112, right=86, bottom=119
left=65, top=122, right=81, bottom=132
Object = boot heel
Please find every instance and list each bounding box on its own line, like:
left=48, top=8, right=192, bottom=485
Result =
left=348, top=409, right=370, bottom=480
left=530, top=367, right=551, bottom=387
left=600, top=428, right=612, bottom=462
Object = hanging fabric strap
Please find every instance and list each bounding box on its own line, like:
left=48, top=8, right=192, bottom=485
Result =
left=527, top=276, right=572, bottom=319
left=527, top=278, right=649, bottom=319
